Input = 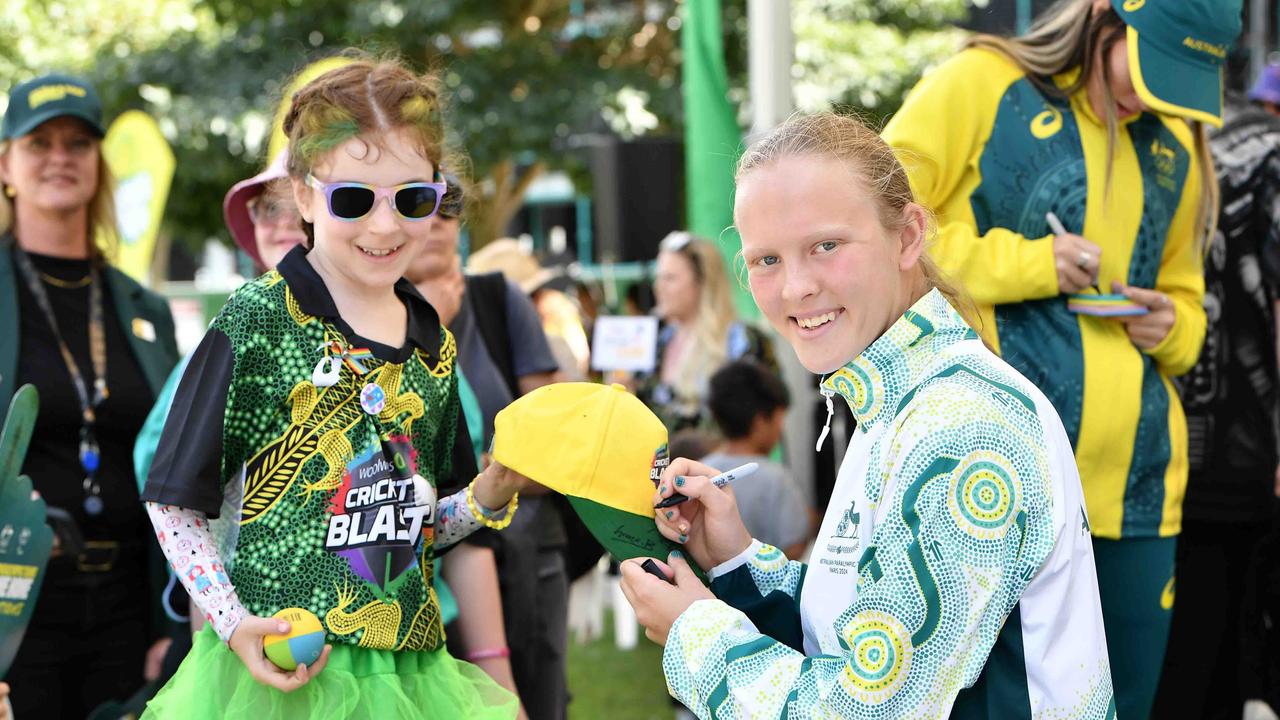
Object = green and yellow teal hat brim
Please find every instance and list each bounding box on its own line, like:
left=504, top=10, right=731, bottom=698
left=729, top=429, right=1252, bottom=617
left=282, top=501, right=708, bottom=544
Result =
left=1127, top=25, right=1224, bottom=127
left=1113, top=0, right=1242, bottom=128
left=566, top=495, right=683, bottom=564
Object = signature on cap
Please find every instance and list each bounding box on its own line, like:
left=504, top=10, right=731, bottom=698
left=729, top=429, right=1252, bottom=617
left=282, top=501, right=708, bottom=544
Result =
left=613, top=527, right=658, bottom=553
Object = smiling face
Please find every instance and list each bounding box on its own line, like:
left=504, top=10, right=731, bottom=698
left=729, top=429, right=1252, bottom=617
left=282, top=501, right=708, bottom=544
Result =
left=736, top=154, right=927, bottom=374
left=293, top=128, right=434, bottom=294
left=1, top=115, right=100, bottom=216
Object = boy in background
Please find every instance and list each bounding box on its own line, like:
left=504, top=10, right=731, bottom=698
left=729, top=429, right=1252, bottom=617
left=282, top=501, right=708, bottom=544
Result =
left=702, top=360, right=812, bottom=559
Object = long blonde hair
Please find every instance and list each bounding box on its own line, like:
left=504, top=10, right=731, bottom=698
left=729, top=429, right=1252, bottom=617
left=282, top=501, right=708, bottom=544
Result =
left=659, top=231, right=740, bottom=408
left=0, top=144, right=118, bottom=261
left=967, top=0, right=1218, bottom=248
left=737, top=112, right=980, bottom=328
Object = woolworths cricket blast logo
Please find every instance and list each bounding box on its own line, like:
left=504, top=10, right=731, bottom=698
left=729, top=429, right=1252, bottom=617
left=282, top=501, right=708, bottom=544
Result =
left=325, top=436, right=435, bottom=592
left=649, top=442, right=670, bottom=487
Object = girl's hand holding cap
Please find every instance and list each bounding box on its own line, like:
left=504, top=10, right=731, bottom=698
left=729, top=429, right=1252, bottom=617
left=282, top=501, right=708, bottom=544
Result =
left=472, top=457, right=533, bottom=511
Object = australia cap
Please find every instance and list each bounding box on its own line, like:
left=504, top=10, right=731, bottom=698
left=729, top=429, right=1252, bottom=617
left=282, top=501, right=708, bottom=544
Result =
left=1112, top=0, right=1242, bottom=127
left=2, top=73, right=105, bottom=141
left=1111, top=0, right=1239, bottom=126
left=492, top=383, right=679, bottom=564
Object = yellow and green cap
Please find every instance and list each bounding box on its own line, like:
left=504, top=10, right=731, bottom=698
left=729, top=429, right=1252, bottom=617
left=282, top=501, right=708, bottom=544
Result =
left=492, top=383, right=678, bottom=563
left=2, top=73, right=105, bottom=141
left=1112, top=0, right=1242, bottom=127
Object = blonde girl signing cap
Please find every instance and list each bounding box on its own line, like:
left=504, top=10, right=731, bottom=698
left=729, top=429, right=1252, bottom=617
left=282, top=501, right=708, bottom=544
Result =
left=620, top=113, right=1113, bottom=719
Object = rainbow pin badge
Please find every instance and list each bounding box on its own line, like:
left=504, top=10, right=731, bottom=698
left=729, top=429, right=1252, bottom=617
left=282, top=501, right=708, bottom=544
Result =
left=322, top=340, right=374, bottom=375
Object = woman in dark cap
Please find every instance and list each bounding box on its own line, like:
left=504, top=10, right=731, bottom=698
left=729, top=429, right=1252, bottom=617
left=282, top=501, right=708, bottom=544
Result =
left=0, top=73, right=179, bottom=718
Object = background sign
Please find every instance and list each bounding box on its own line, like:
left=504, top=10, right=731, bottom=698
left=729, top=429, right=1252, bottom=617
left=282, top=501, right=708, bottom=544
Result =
left=98, top=111, right=175, bottom=285
left=590, top=316, right=659, bottom=373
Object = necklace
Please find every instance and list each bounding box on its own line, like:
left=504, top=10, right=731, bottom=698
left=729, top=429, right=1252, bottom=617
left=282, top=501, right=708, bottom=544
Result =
left=38, top=271, right=92, bottom=289
left=14, top=248, right=109, bottom=515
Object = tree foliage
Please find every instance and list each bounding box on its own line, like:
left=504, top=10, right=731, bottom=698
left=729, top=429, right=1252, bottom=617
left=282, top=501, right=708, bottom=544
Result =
left=791, top=0, right=969, bottom=122
left=0, top=0, right=966, bottom=261
left=2, top=0, right=685, bottom=254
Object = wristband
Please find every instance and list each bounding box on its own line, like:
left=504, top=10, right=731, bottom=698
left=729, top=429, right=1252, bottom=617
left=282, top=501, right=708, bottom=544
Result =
left=465, top=478, right=519, bottom=530
left=464, top=646, right=511, bottom=662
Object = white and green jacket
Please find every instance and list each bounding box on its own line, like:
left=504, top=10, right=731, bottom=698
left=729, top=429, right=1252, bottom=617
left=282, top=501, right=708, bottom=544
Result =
left=664, top=289, right=1115, bottom=719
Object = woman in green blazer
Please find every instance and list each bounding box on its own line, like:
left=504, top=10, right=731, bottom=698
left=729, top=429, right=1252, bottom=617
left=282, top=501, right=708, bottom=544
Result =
left=0, top=73, right=178, bottom=719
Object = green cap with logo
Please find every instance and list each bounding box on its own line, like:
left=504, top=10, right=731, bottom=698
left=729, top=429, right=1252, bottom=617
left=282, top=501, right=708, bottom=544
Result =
left=1112, top=0, right=1242, bottom=127
left=2, top=73, right=105, bottom=141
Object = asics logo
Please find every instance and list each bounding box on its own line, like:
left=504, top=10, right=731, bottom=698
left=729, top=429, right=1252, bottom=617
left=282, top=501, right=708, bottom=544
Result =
left=1031, top=106, right=1063, bottom=139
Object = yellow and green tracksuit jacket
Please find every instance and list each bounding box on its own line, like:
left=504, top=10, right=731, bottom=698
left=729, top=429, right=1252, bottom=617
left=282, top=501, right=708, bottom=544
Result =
left=882, top=48, right=1207, bottom=539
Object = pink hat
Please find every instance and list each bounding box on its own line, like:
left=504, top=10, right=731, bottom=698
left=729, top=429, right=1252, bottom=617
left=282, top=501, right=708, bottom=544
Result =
left=223, top=150, right=290, bottom=269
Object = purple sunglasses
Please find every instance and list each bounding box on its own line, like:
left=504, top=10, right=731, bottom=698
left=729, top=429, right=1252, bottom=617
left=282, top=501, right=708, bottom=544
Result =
left=305, top=173, right=447, bottom=222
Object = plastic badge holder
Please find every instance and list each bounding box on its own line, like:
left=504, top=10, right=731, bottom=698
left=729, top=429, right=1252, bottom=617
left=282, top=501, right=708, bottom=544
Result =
left=1066, top=293, right=1149, bottom=317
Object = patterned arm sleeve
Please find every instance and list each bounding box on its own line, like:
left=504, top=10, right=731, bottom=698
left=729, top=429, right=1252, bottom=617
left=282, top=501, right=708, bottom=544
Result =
left=146, top=501, right=248, bottom=643
left=433, top=488, right=514, bottom=552
left=434, top=489, right=483, bottom=550
left=707, top=541, right=807, bottom=652
left=664, top=385, right=1054, bottom=718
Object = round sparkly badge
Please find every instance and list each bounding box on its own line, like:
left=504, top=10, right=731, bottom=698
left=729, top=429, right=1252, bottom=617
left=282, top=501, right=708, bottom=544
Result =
left=360, top=383, right=386, bottom=415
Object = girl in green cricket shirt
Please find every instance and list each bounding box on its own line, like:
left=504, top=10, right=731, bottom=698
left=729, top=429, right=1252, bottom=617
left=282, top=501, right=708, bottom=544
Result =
left=139, top=56, right=526, bottom=719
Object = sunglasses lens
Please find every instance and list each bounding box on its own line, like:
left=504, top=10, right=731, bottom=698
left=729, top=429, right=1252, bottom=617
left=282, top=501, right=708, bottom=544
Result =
left=394, top=185, right=440, bottom=219
left=329, top=186, right=376, bottom=219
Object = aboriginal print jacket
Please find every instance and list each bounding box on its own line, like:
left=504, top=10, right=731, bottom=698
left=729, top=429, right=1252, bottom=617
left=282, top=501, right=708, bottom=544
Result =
left=664, top=290, right=1115, bottom=718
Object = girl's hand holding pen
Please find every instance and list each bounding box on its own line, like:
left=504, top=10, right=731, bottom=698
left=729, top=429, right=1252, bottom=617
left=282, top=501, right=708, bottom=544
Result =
left=654, top=462, right=759, bottom=509
left=653, top=458, right=753, bottom=571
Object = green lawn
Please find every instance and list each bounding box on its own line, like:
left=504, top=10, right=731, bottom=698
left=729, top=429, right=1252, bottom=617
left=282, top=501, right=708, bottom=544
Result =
left=566, top=611, right=674, bottom=720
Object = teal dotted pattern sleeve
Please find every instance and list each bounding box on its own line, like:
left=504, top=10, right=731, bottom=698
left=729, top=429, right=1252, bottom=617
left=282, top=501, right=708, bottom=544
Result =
left=703, top=544, right=807, bottom=652
left=663, top=290, right=1114, bottom=718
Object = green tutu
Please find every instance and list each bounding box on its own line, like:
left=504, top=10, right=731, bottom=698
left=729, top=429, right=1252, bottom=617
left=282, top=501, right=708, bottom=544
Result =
left=143, top=628, right=518, bottom=719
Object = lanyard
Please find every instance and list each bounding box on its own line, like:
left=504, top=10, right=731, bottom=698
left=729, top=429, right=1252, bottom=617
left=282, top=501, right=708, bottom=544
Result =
left=13, top=247, right=109, bottom=515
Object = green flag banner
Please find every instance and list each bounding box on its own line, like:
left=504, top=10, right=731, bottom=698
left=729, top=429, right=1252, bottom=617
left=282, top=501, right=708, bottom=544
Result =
left=682, top=0, right=757, bottom=319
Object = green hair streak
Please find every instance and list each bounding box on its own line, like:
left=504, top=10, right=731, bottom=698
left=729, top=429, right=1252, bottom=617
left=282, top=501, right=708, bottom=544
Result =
left=294, top=108, right=361, bottom=167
